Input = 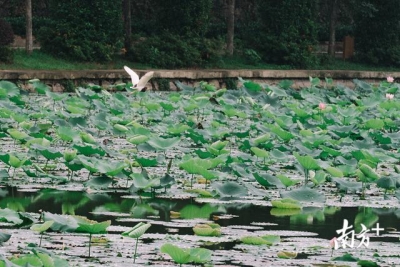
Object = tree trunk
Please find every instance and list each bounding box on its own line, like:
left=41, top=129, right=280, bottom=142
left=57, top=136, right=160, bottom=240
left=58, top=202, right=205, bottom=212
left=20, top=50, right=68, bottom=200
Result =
left=123, top=0, right=132, bottom=51
left=25, top=0, right=33, bottom=55
left=327, top=0, right=338, bottom=57
left=226, top=0, right=235, bottom=56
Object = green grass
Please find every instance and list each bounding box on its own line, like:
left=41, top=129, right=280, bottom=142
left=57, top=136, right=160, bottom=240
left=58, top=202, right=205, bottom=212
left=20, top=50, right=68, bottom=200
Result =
left=1, top=49, right=400, bottom=71
left=0, top=49, right=151, bottom=70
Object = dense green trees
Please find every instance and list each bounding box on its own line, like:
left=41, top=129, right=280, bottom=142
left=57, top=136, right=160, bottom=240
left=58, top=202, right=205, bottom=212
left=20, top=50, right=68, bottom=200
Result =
left=2, top=0, right=400, bottom=68
left=0, top=19, right=14, bottom=63
left=257, top=0, right=319, bottom=68
left=354, top=0, right=400, bottom=66
left=37, top=0, right=122, bottom=61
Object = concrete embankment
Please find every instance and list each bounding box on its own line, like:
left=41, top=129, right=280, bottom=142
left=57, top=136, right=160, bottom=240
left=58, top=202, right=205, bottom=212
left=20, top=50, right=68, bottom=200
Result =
left=0, top=69, right=398, bottom=91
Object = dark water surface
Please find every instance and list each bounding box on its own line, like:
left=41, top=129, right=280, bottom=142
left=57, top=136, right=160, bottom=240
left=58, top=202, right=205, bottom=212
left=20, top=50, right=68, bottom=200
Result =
left=2, top=186, right=399, bottom=243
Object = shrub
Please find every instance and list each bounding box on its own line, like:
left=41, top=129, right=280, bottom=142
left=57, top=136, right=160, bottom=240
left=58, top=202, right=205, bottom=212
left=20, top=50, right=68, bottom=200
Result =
left=130, top=33, right=223, bottom=68
left=154, top=0, right=213, bottom=37
left=256, top=0, right=319, bottom=68
left=37, top=0, right=122, bottom=62
left=0, top=19, right=14, bottom=46
left=0, top=47, right=14, bottom=63
left=354, top=0, right=400, bottom=66
left=5, top=17, right=52, bottom=37
left=0, top=19, right=14, bottom=63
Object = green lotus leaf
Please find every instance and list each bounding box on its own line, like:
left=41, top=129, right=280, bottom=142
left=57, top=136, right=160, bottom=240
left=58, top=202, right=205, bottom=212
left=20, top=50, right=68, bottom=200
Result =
left=277, top=251, right=297, bottom=259
left=331, top=252, right=359, bottom=262
left=134, top=156, right=158, bottom=167
left=31, top=80, right=50, bottom=94
left=145, top=102, right=160, bottom=111
left=9, top=155, right=26, bottom=168
left=11, top=255, right=43, bottom=266
left=262, top=235, right=280, bottom=245
left=377, top=177, right=396, bottom=190
left=42, top=212, right=78, bottom=232
left=252, top=133, right=270, bottom=145
left=179, top=158, right=210, bottom=174
left=168, top=124, right=190, bottom=135
left=212, top=181, right=248, bottom=197
left=357, top=260, right=379, bottom=267
left=241, top=236, right=270, bottom=245
left=32, top=145, right=63, bottom=161
left=365, top=118, right=384, bottom=130
left=269, top=85, right=287, bottom=97
left=354, top=209, right=379, bottom=233
left=269, top=125, right=294, bottom=142
left=270, top=149, right=288, bottom=161
left=161, top=243, right=191, bottom=265
left=193, top=224, right=221, bottom=237
left=147, top=136, right=180, bottom=150
left=276, top=174, right=297, bottom=188
left=127, top=134, right=149, bottom=145
left=160, top=102, right=176, bottom=112
left=122, top=222, right=151, bottom=238
left=270, top=208, right=302, bottom=217
left=325, top=166, right=344, bottom=177
left=0, top=208, right=23, bottom=225
left=253, top=173, right=284, bottom=188
left=294, top=152, right=321, bottom=170
left=243, top=81, right=262, bottom=92
left=185, top=188, right=214, bottom=197
left=113, top=123, right=129, bottom=132
left=130, top=172, right=160, bottom=191
left=332, top=178, right=362, bottom=193
left=30, top=220, right=54, bottom=233
left=85, top=175, right=113, bottom=189
left=281, top=187, right=325, bottom=203
left=57, top=126, right=80, bottom=142
left=74, top=216, right=111, bottom=234
left=73, top=144, right=106, bottom=156
left=359, top=164, right=380, bottom=180
left=0, top=232, right=11, bottom=244
left=251, top=147, right=269, bottom=158
left=35, top=252, right=54, bottom=267
left=271, top=198, right=301, bottom=209
left=80, top=132, right=97, bottom=144
left=179, top=204, right=218, bottom=219
left=211, top=140, right=228, bottom=151
left=0, top=81, right=20, bottom=98
left=189, top=247, right=212, bottom=264
left=7, top=129, right=29, bottom=140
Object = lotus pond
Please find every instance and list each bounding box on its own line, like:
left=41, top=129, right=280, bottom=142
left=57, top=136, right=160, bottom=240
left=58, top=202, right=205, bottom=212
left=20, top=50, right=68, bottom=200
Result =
left=0, top=77, right=399, bottom=266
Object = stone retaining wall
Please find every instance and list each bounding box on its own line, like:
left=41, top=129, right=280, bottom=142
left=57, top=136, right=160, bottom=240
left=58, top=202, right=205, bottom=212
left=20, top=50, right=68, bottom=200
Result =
left=0, top=69, right=398, bottom=91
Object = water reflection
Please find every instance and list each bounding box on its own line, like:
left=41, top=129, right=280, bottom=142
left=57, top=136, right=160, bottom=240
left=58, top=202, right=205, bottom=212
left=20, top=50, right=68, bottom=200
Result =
left=0, top=187, right=398, bottom=242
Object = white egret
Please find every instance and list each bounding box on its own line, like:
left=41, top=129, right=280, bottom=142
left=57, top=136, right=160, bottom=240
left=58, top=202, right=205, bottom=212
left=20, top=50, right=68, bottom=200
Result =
left=123, top=66, right=154, bottom=92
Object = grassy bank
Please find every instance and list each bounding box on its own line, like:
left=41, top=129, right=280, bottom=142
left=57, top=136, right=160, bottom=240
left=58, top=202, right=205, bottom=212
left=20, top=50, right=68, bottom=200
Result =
left=1, top=49, right=400, bottom=71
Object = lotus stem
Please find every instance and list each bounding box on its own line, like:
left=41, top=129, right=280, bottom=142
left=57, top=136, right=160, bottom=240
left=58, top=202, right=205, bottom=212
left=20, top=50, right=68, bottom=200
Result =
left=39, top=233, right=43, bottom=247
left=88, top=233, right=92, bottom=257
left=133, top=237, right=139, bottom=263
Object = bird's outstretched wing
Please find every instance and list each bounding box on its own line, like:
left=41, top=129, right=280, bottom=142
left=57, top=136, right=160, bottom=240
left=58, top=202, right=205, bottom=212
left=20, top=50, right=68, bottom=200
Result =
left=136, top=71, right=154, bottom=91
left=124, top=66, right=139, bottom=87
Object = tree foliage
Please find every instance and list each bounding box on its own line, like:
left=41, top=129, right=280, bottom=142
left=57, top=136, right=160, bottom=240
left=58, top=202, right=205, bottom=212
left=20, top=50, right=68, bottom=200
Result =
left=0, top=18, right=14, bottom=63
left=2, top=0, right=400, bottom=68
left=256, top=0, right=319, bottom=68
left=154, top=0, right=213, bottom=37
left=0, top=19, right=14, bottom=46
left=37, top=0, right=122, bottom=61
left=354, top=0, right=400, bottom=66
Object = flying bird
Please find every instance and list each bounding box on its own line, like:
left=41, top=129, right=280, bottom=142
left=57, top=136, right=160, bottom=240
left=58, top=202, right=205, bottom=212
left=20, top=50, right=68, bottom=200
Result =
left=124, top=66, right=154, bottom=92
